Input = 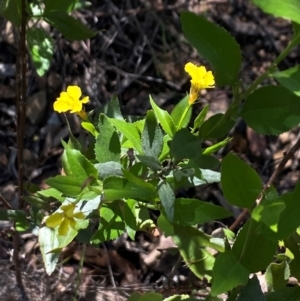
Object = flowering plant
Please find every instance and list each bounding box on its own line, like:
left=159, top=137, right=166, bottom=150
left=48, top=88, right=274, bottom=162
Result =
left=4, top=0, right=300, bottom=300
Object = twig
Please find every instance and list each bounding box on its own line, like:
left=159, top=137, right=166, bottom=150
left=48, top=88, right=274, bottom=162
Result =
left=13, top=0, right=28, bottom=298
left=229, top=136, right=300, bottom=231
left=0, top=195, right=13, bottom=209
left=103, top=244, right=117, bottom=288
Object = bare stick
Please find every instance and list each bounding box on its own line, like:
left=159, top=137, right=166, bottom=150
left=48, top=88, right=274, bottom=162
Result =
left=229, top=136, right=300, bottom=231
left=13, top=0, right=28, bottom=298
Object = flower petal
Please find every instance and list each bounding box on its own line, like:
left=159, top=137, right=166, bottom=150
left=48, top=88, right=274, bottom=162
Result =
left=58, top=218, right=69, bottom=236
left=69, top=218, right=77, bottom=230
left=81, top=96, right=89, bottom=104
left=46, top=212, right=64, bottom=228
left=67, top=86, right=81, bottom=100
left=73, top=212, right=85, bottom=219
left=53, top=92, right=74, bottom=113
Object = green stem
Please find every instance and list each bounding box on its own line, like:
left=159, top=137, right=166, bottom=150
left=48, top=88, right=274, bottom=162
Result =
left=177, top=104, right=191, bottom=130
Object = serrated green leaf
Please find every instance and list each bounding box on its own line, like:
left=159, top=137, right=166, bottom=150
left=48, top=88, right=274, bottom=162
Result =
left=174, top=198, right=232, bottom=226
left=221, top=153, right=262, bottom=209
left=158, top=181, right=175, bottom=222
left=95, top=161, right=123, bottom=179
left=109, top=118, right=142, bottom=154
left=265, top=261, right=290, bottom=292
left=149, top=95, right=176, bottom=138
left=171, top=95, right=192, bottom=129
left=241, top=86, right=300, bottom=135
left=95, top=114, right=120, bottom=163
left=211, top=250, right=249, bottom=296
left=27, top=28, right=54, bottom=76
left=136, top=155, right=162, bottom=171
left=181, top=11, right=241, bottom=86
left=252, top=0, right=300, bottom=24
left=106, top=94, right=124, bottom=120
left=43, top=11, right=96, bottom=40
left=171, top=128, right=202, bottom=163
left=37, top=187, right=64, bottom=201
left=232, top=219, right=277, bottom=272
left=62, top=148, right=98, bottom=183
left=142, top=110, right=163, bottom=158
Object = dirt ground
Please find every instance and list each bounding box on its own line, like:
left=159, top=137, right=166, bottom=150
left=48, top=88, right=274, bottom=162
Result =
left=0, top=0, right=300, bottom=300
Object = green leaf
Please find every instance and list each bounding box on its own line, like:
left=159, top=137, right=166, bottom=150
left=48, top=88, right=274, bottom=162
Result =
left=81, top=121, right=98, bottom=137
left=138, top=292, right=163, bottom=301
left=95, top=114, right=120, bottom=163
left=3, top=0, right=21, bottom=26
left=171, top=128, right=202, bottom=163
left=202, top=137, right=231, bottom=155
left=277, top=182, right=300, bottom=238
left=252, top=198, right=285, bottom=234
left=62, top=148, right=98, bottom=183
left=236, top=275, right=266, bottom=301
left=0, top=209, right=28, bottom=226
left=272, top=66, right=300, bottom=97
left=172, top=225, right=222, bottom=281
left=158, top=181, right=175, bottom=222
left=265, top=261, right=290, bottom=291
left=199, top=113, right=235, bottom=140
left=149, top=95, right=176, bottom=138
left=174, top=198, right=232, bottom=226
left=45, top=175, right=82, bottom=196
left=265, top=287, right=300, bottom=301
left=91, top=202, right=125, bottom=244
left=284, top=231, right=300, bottom=281
left=221, top=153, right=262, bottom=209
left=171, top=95, right=192, bottom=129
left=106, top=94, right=124, bottom=120
left=26, top=28, right=54, bottom=76
left=252, top=0, right=300, bottom=24
left=44, top=0, right=79, bottom=13
left=124, top=199, right=138, bottom=240
left=142, top=110, right=163, bottom=158
left=23, top=195, right=49, bottom=209
left=136, top=155, right=162, bottom=171
left=103, top=176, right=156, bottom=202
left=43, top=11, right=96, bottom=40
left=37, top=187, right=64, bottom=201
left=232, top=219, right=277, bottom=273
left=157, top=210, right=174, bottom=236
left=192, top=104, right=209, bottom=133
left=39, top=227, right=60, bottom=275
left=109, top=118, right=142, bottom=154
left=241, top=86, right=300, bottom=135
left=211, top=250, right=249, bottom=296
left=95, top=161, right=123, bottom=179
left=181, top=11, right=241, bottom=86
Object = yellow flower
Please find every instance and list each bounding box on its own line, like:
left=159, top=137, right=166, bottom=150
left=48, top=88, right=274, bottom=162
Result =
left=46, top=202, right=85, bottom=236
left=185, top=62, right=215, bottom=105
left=53, top=85, right=89, bottom=114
